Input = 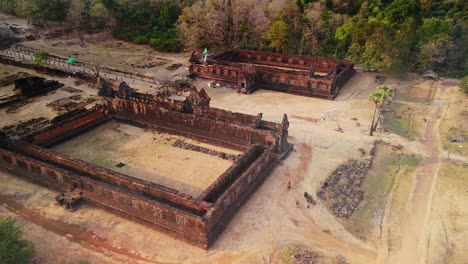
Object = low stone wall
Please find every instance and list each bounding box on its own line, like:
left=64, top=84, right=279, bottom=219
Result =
left=8, top=140, right=205, bottom=213
left=0, top=88, right=291, bottom=248
left=205, top=147, right=278, bottom=245
left=189, top=64, right=241, bottom=83
left=189, top=49, right=355, bottom=99
left=0, top=148, right=209, bottom=247
left=213, top=49, right=342, bottom=73
left=26, top=109, right=107, bottom=146
left=105, top=98, right=280, bottom=152
left=0, top=55, right=94, bottom=81
left=332, top=63, right=356, bottom=95
left=199, top=145, right=264, bottom=202
left=193, top=106, right=262, bottom=128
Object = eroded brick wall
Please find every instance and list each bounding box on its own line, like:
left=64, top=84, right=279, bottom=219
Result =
left=26, top=109, right=107, bottom=146
left=0, top=90, right=291, bottom=248
left=226, top=49, right=341, bottom=73
left=189, top=49, right=355, bottom=99
left=204, top=147, right=278, bottom=246
left=199, top=145, right=264, bottom=203
left=0, top=148, right=210, bottom=247
left=8, top=141, right=206, bottom=214
left=105, top=98, right=280, bottom=151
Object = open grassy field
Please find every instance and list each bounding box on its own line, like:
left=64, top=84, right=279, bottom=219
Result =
left=342, top=144, right=421, bottom=246
left=439, top=87, right=468, bottom=158
left=52, top=120, right=239, bottom=196
left=384, top=102, right=428, bottom=140
left=427, top=161, right=468, bottom=264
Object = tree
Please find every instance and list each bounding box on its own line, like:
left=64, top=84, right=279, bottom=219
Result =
left=177, top=0, right=229, bottom=51
left=35, top=0, right=69, bottom=24
left=417, top=34, right=453, bottom=71
left=0, top=216, right=34, bottom=264
left=90, top=3, right=111, bottom=30
left=369, top=84, right=394, bottom=136
left=460, top=76, right=468, bottom=94
left=33, top=50, right=50, bottom=72
left=266, top=20, right=289, bottom=53
left=66, top=0, right=86, bottom=31
left=82, top=44, right=110, bottom=81
left=347, top=18, right=396, bottom=70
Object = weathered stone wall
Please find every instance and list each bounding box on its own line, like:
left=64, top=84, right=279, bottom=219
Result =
left=199, top=145, right=264, bottom=202
left=192, top=107, right=261, bottom=128
left=332, top=63, right=356, bottom=95
left=255, top=66, right=334, bottom=98
left=105, top=98, right=281, bottom=152
left=9, top=140, right=205, bottom=211
left=0, top=148, right=209, bottom=247
left=0, top=89, right=291, bottom=248
left=189, top=49, right=355, bottom=99
left=220, top=49, right=342, bottom=73
left=189, top=63, right=241, bottom=84
left=205, top=147, right=278, bottom=245
left=26, top=109, right=107, bottom=146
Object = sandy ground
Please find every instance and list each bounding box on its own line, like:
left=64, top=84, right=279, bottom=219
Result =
left=0, top=14, right=467, bottom=263
left=0, top=64, right=98, bottom=128
left=51, top=120, right=238, bottom=197
left=0, top=67, right=465, bottom=264
left=426, top=161, right=468, bottom=264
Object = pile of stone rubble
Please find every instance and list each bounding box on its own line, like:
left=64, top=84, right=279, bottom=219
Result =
left=317, top=158, right=372, bottom=218
left=171, top=140, right=237, bottom=161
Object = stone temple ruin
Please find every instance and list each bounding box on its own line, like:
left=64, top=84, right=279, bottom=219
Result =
left=0, top=81, right=292, bottom=249
left=189, top=49, right=355, bottom=99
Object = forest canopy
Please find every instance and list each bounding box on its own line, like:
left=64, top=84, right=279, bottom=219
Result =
left=1, top=0, right=466, bottom=77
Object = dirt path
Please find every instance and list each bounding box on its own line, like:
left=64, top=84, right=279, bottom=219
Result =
left=384, top=84, right=446, bottom=263
left=0, top=193, right=162, bottom=264
left=0, top=48, right=162, bottom=88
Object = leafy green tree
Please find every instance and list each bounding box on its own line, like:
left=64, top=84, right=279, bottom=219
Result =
left=347, top=18, right=395, bottom=70
left=391, top=17, right=416, bottom=74
left=383, top=0, right=420, bottom=24
left=460, top=76, right=468, bottom=94
left=417, top=34, right=453, bottom=71
left=416, top=18, right=450, bottom=46
left=90, top=3, right=111, bottom=30
left=0, top=216, right=34, bottom=264
left=369, top=84, right=394, bottom=136
left=36, top=0, right=69, bottom=24
left=0, top=0, right=18, bottom=14
left=33, top=50, right=50, bottom=72
left=266, top=20, right=289, bottom=53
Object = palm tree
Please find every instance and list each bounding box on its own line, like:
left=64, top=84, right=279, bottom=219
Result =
left=369, top=84, right=394, bottom=136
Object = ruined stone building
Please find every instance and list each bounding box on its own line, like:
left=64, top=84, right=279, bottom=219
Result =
left=0, top=82, right=292, bottom=248
left=189, top=49, right=355, bottom=99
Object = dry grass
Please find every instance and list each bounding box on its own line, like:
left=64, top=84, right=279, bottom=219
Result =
left=51, top=120, right=239, bottom=196
left=427, top=162, right=468, bottom=264
left=342, top=145, right=421, bottom=246
left=439, top=88, right=468, bottom=158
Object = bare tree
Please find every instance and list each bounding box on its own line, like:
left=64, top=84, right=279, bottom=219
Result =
left=80, top=44, right=110, bottom=81
left=231, top=0, right=270, bottom=49
left=177, top=0, right=229, bottom=51
left=66, top=0, right=85, bottom=31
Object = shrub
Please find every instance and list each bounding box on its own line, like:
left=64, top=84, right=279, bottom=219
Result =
left=133, top=35, right=149, bottom=45
left=0, top=217, right=34, bottom=264
left=460, top=76, right=468, bottom=94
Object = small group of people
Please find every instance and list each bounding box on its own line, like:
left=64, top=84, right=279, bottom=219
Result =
left=288, top=181, right=312, bottom=209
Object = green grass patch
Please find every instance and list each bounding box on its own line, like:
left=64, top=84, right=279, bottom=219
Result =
left=385, top=102, right=423, bottom=140
left=440, top=108, right=468, bottom=157
left=427, top=161, right=468, bottom=263
left=387, top=154, right=421, bottom=251
left=343, top=145, right=421, bottom=245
